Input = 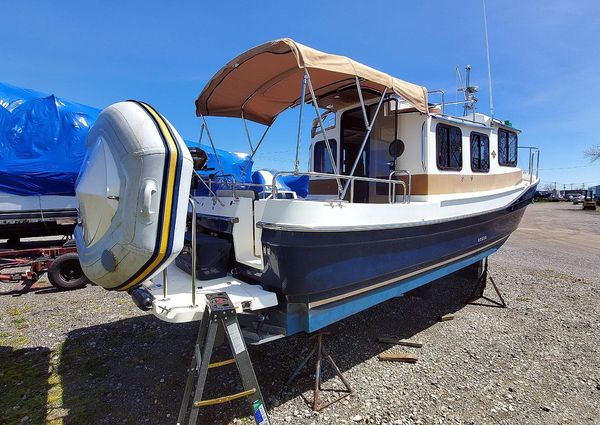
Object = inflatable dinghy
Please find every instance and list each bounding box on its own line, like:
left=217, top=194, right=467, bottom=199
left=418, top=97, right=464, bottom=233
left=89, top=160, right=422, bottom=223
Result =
left=75, top=101, right=193, bottom=290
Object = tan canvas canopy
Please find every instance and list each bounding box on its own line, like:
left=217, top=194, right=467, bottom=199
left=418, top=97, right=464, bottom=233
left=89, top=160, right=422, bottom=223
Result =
left=195, top=38, right=429, bottom=125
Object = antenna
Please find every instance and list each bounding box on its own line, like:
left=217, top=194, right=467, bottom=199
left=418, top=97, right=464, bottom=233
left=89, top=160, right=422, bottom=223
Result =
left=456, top=65, right=479, bottom=119
left=464, top=65, right=472, bottom=117
left=482, top=0, right=494, bottom=118
left=455, top=66, right=465, bottom=116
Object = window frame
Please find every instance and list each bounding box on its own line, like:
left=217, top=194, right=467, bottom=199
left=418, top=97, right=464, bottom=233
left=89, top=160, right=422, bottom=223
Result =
left=436, top=123, right=463, bottom=171
left=470, top=131, right=490, bottom=173
left=312, top=139, right=338, bottom=174
left=498, top=129, right=518, bottom=167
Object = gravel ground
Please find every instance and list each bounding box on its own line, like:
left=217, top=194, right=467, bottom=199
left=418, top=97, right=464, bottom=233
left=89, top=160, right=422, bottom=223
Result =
left=1, top=202, right=599, bottom=424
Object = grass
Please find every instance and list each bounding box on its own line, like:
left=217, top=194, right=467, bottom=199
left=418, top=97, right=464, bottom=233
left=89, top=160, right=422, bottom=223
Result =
left=12, top=316, right=28, bottom=330
left=0, top=331, right=115, bottom=424
left=0, top=347, right=50, bottom=424
left=7, top=305, right=31, bottom=316
left=1, top=318, right=169, bottom=424
left=0, top=331, right=29, bottom=349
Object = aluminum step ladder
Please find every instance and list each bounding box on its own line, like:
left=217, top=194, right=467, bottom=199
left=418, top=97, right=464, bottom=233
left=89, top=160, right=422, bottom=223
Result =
left=177, top=292, right=270, bottom=425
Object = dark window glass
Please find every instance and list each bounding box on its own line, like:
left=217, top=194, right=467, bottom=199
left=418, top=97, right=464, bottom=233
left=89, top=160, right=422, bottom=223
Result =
left=470, top=132, right=490, bottom=172
left=436, top=124, right=462, bottom=171
left=498, top=129, right=518, bottom=166
left=313, top=139, right=337, bottom=173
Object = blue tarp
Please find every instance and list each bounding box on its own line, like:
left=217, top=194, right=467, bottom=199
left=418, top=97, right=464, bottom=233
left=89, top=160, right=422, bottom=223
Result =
left=187, top=141, right=254, bottom=196
left=251, top=170, right=309, bottom=198
left=0, top=82, right=100, bottom=196
left=185, top=141, right=253, bottom=186
left=0, top=81, right=307, bottom=198
left=0, top=82, right=254, bottom=197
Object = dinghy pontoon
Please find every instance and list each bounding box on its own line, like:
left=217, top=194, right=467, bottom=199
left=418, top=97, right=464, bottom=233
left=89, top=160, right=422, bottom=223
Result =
left=75, top=39, right=539, bottom=343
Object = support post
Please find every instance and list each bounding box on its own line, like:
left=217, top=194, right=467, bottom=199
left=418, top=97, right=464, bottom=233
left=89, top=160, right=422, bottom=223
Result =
left=467, top=258, right=507, bottom=308
left=162, top=267, right=168, bottom=300
left=283, top=331, right=353, bottom=412
left=199, top=115, right=225, bottom=178
left=189, top=198, right=197, bottom=307
left=294, top=74, right=307, bottom=173
left=239, top=123, right=273, bottom=179
left=304, top=69, right=341, bottom=193
left=339, top=88, right=388, bottom=200
left=241, top=110, right=255, bottom=152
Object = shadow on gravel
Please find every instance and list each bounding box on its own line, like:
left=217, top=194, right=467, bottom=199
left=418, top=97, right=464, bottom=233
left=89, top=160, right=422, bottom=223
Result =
left=55, top=273, right=478, bottom=424
left=0, top=346, right=50, bottom=424
left=0, top=282, right=70, bottom=297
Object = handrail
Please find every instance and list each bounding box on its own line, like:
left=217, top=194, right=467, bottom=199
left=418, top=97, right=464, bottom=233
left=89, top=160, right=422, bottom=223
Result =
left=189, top=197, right=197, bottom=307
left=271, top=171, right=408, bottom=204
left=389, top=170, right=411, bottom=204
left=427, top=89, right=445, bottom=113
left=518, top=146, right=540, bottom=184
left=202, top=173, right=238, bottom=203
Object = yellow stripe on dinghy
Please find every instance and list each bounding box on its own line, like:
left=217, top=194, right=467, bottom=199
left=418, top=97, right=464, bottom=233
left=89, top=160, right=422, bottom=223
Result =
left=118, top=101, right=180, bottom=291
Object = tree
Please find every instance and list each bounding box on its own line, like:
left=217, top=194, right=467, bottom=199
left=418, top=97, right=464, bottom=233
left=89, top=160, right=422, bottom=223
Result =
left=540, top=183, right=555, bottom=192
left=584, top=144, right=600, bottom=162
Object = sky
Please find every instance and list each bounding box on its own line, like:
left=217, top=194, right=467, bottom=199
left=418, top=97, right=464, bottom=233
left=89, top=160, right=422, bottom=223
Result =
left=2, top=0, right=599, bottom=189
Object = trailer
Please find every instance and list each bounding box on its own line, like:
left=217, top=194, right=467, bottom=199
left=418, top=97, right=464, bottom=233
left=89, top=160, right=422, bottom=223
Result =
left=0, top=241, right=89, bottom=290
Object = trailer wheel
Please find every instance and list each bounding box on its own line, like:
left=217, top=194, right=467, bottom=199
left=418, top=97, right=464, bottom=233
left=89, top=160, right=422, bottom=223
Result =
left=48, top=253, right=89, bottom=290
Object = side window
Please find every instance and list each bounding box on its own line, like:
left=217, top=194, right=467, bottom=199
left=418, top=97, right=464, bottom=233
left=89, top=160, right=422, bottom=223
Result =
left=313, top=139, right=337, bottom=173
left=498, top=129, right=518, bottom=167
left=436, top=124, right=462, bottom=171
left=470, top=132, right=490, bottom=172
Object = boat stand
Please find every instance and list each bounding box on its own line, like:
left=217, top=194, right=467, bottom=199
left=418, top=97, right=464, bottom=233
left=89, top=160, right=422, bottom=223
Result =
left=284, top=331, right=353, bottom=411
left=467, top=258, right=507, bottom=308
left=177, top=292, right=270, bottom=425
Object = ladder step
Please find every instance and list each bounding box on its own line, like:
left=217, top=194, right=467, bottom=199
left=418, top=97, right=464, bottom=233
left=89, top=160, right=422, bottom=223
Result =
left=193, top=388, right=257, bottom=407
left=208, top=358, right=236, bottom=369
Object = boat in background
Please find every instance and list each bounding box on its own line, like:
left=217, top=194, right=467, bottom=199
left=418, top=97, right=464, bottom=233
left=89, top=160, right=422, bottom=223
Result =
left=75, top=39, right=540, bottom=343
left=0, top=82, right=99, bottom=242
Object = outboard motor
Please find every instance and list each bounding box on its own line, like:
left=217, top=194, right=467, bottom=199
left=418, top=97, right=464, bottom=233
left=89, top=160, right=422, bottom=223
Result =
left=129, top=285, right=155, bottom=311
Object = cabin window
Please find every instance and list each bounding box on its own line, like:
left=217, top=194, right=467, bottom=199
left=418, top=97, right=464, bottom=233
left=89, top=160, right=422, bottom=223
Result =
left=498, top=129, right=518, bottom=166
left=436, top=124, right=462, bottom=171
left=313, top=139, right=337, bottom=173
left=470, top=132, right=490, bottom=172
left=311, top=111, right=336, bottom=137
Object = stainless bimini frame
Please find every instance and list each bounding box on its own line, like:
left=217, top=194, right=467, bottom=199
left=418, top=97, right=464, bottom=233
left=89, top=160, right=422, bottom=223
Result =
left=197, top=67, right=412, bottom=204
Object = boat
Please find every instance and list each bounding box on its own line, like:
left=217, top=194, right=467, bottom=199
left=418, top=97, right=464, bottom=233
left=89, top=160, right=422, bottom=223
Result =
left=0, top=82, right=99, bottom=243
left=75, top=38, right=540, bottom=342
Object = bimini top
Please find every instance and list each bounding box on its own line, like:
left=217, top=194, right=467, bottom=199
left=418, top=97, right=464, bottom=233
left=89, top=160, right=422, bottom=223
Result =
left=195, top=38, right=429, bottom=125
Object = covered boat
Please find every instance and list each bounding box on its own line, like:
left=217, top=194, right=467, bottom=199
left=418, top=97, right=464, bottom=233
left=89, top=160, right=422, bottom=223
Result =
left=0, top=82, right=100, bottom=241
left=75, top=39, right=540, bottom=341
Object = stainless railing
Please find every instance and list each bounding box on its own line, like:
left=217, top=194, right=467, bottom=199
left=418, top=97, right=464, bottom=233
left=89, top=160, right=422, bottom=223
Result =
left=427, top=90, right=445, bottom=113
left=272, top=171, right=409, bottom=204
left=518, top=146, right=540, bottom=184
left=427, top=89, right=479, bottom=117
left=197, top=170, right=411, bottom=204
left=206, top=173, right=238, bottom=199
left=389, top=170, right=411, bottom=204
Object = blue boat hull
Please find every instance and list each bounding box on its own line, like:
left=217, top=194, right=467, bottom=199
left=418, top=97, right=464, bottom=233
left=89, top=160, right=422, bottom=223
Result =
left=253, top=185, right=536, bottom=333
